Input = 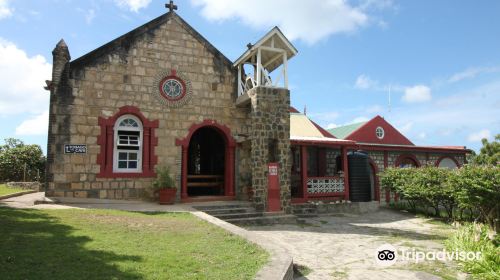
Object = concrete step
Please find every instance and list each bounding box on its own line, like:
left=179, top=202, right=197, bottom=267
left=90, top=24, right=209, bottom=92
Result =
left=203, top=207, right=254, bottom=215
left=192, top=203, right=251, bottom=211
left=214, top=212, right=263, bottom=220
left=225, top=214, right=297, bottom=226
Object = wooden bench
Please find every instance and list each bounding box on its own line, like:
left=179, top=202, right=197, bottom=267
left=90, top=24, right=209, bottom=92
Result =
left=187, top=175, right=223, bottom=188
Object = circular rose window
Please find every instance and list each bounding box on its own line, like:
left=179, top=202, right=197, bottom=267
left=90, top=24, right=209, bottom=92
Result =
left=159, top=76, right=186, bottom=101
left=375, top=126, right=385, bottom=139
left=153, top=69, right=192, bottom=107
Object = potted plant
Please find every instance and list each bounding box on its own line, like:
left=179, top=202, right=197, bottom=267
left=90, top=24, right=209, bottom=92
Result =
left=152, top=166, right=177, bottom=205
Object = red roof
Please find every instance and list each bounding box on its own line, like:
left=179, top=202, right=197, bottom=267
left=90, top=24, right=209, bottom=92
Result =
left=344, top=115, right=414, bottom=146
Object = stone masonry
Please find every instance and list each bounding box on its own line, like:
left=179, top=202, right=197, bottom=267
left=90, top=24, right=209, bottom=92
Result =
left=249, top=87, right=291, bottom=213
left=46, top=12, right=252, bottom=200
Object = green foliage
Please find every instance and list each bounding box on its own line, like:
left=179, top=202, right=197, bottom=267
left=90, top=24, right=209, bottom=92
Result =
left=382, top=164, right=500, bottom=235
left=445, top=223, right=500, bottom=280
left=151, top=166, right=176, bottom=190
left=380, top=168, right=422, bottom=212
left=0, top=138, right=46, bottom=182
left=450, top=165, right=500, bottom=234
left=473, top=134, right=499, bottom=166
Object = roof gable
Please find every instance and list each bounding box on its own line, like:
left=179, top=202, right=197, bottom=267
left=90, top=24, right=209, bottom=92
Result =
left=328, top=121, right=366, bottom=139
left=71, top=12, right=233, bottom=70
left=341, top=116, right=414, bottom=145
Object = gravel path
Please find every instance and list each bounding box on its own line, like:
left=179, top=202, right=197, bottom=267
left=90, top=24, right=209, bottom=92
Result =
left=247, top=209, right=466, bottom=280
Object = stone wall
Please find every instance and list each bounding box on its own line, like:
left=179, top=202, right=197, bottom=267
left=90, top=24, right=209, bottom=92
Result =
left=46, top=13, right=250, bottom=200
left=249, top=87, right=291, bottom=213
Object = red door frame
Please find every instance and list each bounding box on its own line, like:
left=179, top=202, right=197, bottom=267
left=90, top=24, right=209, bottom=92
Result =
left=176, top=120, right=236, bottom=199
left=368, top=158, right=380, bottom=202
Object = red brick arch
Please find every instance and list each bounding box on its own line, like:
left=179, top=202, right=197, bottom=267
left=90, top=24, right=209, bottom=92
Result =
left=394, top=154, right=420, bottom=168
left=175, top=119, right=236, bottom=199
left=435, top=155, right=461, bottom=168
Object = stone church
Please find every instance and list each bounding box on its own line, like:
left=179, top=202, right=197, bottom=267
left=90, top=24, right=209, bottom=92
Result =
left=45, top=3, right=468, bottom=213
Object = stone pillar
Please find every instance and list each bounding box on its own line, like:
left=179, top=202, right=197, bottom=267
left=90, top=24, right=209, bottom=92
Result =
left=248, top=87, right=291, bottom=213
left=46, top=39, right=71, bottom=197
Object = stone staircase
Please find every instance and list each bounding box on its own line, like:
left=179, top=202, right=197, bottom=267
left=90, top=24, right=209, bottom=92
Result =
left=192, top=202, right=297, bottom=226
left=292, top=201, right=380, bottom=217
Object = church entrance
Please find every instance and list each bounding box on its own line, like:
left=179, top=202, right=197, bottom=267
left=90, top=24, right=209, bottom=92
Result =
left=177, top=120, right=236, bottom=201
left=187, top=127, right=225, bottom=196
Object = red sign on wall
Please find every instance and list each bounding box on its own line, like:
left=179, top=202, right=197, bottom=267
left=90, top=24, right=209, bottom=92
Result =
left=267, top=162, right=281, bottom=212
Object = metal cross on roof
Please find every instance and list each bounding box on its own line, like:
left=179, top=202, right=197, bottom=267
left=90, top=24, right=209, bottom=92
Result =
left=165, top=1, right=178, bottom=12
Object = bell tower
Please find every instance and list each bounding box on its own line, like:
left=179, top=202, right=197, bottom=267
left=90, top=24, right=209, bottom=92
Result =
left=234, top=27, right=298, bottom=213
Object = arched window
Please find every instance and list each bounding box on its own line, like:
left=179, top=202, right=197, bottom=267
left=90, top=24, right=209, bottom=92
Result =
left=399, top=157, right=418, bottom=168
left=437, top=157, right=459, bottom=169
left=113, top=115, right=143, bottom=172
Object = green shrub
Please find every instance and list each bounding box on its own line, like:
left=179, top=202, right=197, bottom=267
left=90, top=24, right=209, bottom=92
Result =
left=449, top=165, right=500, bottom=236
left=0, top=138, right=46, bottom=182
left=445, top=223, right=500, bottom=280
left=151, top=166, right=176, bottom=190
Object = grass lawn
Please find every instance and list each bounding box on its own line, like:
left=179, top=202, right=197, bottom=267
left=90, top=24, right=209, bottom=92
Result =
left=0, top=184, right=25, bottom=196
left=0, top=208, right=269, bottom=280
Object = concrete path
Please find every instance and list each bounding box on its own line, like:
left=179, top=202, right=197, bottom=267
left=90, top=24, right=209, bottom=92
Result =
left=247, top=210, right=466, bottom=280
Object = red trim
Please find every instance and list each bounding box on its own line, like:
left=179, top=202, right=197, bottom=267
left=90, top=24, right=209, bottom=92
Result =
left=97, top=106, right=159, bottom=178
left=345, top=115, right=415, bottom=146
left=175, top=119, right=236, bottom=198
left=310, top=120, right=336, bottom=138
left=307, top=192, right=345, bottom=198
left=368, top=158, right=380, bottom=202
left=291, top=140, right=356, bottom=147
left=394, top=154, right=421, bottom=168
left=301, top=145, right=308, bottom=199
left=342, top=146, right=350, bottom=201
left=435, top=155, right=461, bottom=168
left=289, top=106, right=300, bottom=113
left=158, top=69, right=187, bottom=101
left=356, top=143, right=469, bottom=153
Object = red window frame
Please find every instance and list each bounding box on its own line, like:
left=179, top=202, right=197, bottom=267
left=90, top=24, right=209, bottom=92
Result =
left=97, top=106, right=159, bottom=178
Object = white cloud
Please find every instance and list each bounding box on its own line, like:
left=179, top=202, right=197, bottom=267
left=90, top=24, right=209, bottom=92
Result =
left=15, top=111, right=49, bottom=136
left=366, top=104, right=383, bottom=114
left=326, top=123, right=338, bottom=129
left=418, top=132, right=426, bottom=139
left=402, top=85, right=431, bottom=103
left=398, top=122, right=413, bottom=134
left=0, top=0, right=13, bottom=19
left=191, top=0, right=393, bottom=44
left=468, top=129, right=492, bottom=142
left=85, top=9, right=96, bottom=24
left=309, top=111, right=339, bottom=122
left=0, top=38, right=51, bottom=115
left=448, top=66, right=500, bottom=83
left=355, top=74, right=378, bottom=90
left=349, top=116, right=370, bottom=124
left=114, top=0, right=151, bottom=12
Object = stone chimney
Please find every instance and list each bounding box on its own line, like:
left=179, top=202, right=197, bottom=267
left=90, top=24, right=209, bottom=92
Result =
left=51, top=39, right=71, bottom=89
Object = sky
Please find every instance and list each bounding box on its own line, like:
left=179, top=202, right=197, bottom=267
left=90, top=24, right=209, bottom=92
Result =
left=0, top=0, right=499, bottom=153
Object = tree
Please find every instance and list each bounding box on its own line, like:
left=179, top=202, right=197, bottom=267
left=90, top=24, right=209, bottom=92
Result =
left=450, top=165, right=500, bottom=239
left=473, top=134, right=499, bottom=166
left=0, top=138, right=46, bottom=182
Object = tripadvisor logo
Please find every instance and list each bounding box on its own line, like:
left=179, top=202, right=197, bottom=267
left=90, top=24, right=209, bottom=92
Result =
left=375, top=243, right=482, bottom=266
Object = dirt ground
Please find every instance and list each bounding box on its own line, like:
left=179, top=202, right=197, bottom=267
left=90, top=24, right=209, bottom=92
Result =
left=247, top=209, right=467, bottom=280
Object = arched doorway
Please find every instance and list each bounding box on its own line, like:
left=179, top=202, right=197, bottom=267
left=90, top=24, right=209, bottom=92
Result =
left=187, top=127, right=225, bottom=196
left=176, top=120, right=236, bottom=200
left=368, top=161, right=380, bottom=201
